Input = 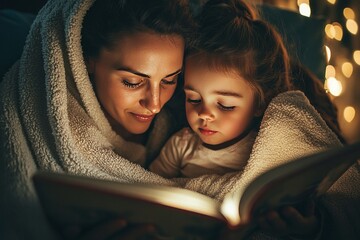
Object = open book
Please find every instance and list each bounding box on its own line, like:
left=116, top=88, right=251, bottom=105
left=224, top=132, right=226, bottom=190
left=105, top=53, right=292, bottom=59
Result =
left=33, top=141, right=360, bottom=239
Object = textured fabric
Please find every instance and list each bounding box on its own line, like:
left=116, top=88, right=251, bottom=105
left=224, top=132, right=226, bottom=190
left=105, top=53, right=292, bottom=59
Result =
left=150, top=127, right=257, bottom=178
left=0, top=0, right=348, bottom=238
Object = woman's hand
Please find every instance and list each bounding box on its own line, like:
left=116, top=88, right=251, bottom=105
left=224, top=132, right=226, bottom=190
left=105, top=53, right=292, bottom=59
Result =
left=61, top=219, right=158, bottom=240
left=257, top=200, right=320, bottom=239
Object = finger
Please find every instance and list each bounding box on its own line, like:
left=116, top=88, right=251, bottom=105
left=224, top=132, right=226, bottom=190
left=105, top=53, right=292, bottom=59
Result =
left=80, top=219, right=127, bottom=240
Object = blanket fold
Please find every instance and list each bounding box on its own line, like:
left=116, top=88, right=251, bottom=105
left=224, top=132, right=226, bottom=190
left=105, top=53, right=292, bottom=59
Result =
left=1, top=0, right=356, bottom=239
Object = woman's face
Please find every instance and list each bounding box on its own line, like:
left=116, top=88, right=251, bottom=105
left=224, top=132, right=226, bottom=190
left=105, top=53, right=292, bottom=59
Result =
left=87, top=32, right=184, bottom=137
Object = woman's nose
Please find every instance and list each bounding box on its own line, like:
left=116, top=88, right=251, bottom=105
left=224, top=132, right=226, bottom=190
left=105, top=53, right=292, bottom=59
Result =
left=141, top=85, right=161, bottom=114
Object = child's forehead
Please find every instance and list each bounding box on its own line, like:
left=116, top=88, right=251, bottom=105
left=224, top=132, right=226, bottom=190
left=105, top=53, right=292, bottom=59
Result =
left=186, top=56, right=242, bottom=78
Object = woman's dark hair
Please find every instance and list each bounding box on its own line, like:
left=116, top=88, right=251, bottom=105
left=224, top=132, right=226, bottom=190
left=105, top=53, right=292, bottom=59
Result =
left=81, top=0, right=194, bottom=59
left=187, top=0, right=292, bottom=113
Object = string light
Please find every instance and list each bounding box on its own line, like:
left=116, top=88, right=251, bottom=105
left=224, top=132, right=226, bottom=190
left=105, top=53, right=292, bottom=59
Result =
left=325, top=65, right=336, bottom=79
left=325, top=45, right=331, bottom=62
left=325, top=77, right=343, bottom=97
left=341, top=62, right=353, bottom=78
left=327, top=0, right=336, bottom=4
left=354, top=50, right=360, bottom=65
left=346, top=19, right=358, bottom=35
left=325, top=24, right=336, bottom=39
left=299, top=3, right=311, bottom=17
left=343, top=8, right=355, bottom=20
left=297, top=0, right=309, bottom=5
left=343, top=106, right=356, bottom=123
left=333, top=23, right=343, bottom=41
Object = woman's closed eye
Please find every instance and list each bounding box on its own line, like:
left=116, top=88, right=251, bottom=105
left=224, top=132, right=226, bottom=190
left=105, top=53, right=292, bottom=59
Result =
left=122, top=78, right=144, bottom=89
left=161, top=77, right=178, bottom=86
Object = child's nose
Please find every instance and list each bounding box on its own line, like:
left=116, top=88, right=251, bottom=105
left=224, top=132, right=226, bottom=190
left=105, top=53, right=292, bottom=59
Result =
left=198, top=106, right=215, bottom=121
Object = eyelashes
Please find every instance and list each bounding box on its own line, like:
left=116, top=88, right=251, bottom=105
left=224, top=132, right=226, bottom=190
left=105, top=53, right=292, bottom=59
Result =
left=121, top=78, right=177, bottom=89
left=186, top=98, right=235, bottom=111
left=122, top=79, right=142, bottom=88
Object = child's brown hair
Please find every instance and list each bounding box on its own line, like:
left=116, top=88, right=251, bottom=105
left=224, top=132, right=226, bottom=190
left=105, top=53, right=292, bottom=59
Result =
left=187, top=0, right=293, bottom=114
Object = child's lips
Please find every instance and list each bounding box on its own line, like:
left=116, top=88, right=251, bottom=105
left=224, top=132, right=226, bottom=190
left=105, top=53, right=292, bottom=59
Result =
left=199, top=128, right=217, bottom=135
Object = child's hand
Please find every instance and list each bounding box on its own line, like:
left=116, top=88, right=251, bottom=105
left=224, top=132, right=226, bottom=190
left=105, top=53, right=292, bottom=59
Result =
left=257, top=200, right=320, bottom=239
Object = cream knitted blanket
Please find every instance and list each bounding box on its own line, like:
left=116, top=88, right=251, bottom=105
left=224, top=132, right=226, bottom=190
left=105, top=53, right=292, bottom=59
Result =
left=0, top=0, right=347, bottom=239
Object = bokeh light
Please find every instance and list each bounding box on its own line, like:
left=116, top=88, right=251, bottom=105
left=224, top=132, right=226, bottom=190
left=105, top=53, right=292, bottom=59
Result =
left=354, top=50, right=360, bottom=65
left=333, top=23, right=343, bottom=41
left=325, top=65, right=336, bottom=79
left=325, top=77, right=343, bottom=97
left=346, top=19, right=358, bottom=35
left=342, top=62, right=353, bottom=78
left=343, top=8, right=355, bottom=20
left=325, top=45, right=331, bottom=62
left=299, top=3, right=311, bottom=17
left=343, top=106, right=356, bottom=123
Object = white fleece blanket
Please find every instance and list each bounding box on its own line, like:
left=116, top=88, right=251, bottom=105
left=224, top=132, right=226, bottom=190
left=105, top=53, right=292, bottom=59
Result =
left=1, top=0, right=354, bottom=239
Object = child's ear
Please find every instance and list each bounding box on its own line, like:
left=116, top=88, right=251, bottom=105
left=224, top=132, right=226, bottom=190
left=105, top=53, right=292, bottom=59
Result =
left=85, top=58, right=96, bottom=74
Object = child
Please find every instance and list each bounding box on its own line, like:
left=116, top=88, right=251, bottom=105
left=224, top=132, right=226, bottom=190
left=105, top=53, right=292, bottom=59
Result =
left=149, top=0, right=293, bottom=178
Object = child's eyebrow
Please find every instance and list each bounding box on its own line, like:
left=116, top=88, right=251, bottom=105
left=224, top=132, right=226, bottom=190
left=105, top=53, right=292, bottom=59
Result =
left=213, top=90, right=242, bottom=98
left=184, top=86, right=242, bottom=98
left=183, top=85, right=196, bottom=91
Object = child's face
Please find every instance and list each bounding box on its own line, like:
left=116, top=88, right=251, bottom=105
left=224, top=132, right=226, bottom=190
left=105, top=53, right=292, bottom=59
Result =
left=184, top=59, right=259, bottom=146
left=87, top=32, right=184, bottom=137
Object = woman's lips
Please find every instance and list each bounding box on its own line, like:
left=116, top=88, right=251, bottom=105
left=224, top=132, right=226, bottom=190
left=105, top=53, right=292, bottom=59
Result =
left=131, top=113, right=155, bottom=122
left=199, top=128, right=217, bottom=135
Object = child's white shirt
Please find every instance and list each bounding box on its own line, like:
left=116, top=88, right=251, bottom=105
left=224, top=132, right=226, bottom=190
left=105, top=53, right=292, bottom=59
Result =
left=149, top=127, right=257, bottom=178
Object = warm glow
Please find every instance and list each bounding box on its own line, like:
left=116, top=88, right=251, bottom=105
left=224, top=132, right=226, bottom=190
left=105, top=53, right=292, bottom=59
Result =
left=325, top=45, right=331, bottom=62
left=299, top=3, right=311, bottom=17
left=343, top=106, right=356, bottom=123
left=354, top=50, right=360, bottom=65
left=325, top=65, right=336, bottom=79
left=325, top=24, right=336, bottom=39
left=325, top=77, right=343, bottom=97
left=342, top=62, right=353, bottom=78
left=327, top=0, right=336, bottom=4
left=343, top=8, right=355, bottom=20
left=221, top=197, right=241, bottom=226
left=297, top=0, right=309, bottom=5
left=333, top=23, right=343, bottom=41
left=346, top=19, right=358, bottom=35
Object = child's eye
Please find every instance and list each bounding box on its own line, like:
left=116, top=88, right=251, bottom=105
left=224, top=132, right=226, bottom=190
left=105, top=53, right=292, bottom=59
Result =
left=122, top=79, right=144, bottom=89
left=186, top=98, right=201, bottom=104
left=218, top=103, right=235, bottom=111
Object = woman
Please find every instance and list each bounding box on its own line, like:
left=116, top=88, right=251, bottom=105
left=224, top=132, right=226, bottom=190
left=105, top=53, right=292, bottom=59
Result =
left=0, top=0, right=194, bottom=238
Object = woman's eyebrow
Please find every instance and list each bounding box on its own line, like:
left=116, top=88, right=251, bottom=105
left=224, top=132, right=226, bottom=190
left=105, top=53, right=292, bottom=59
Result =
left=165, top=69, right=182, bottom=78
left=117, top=67, right=182, bottom=78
